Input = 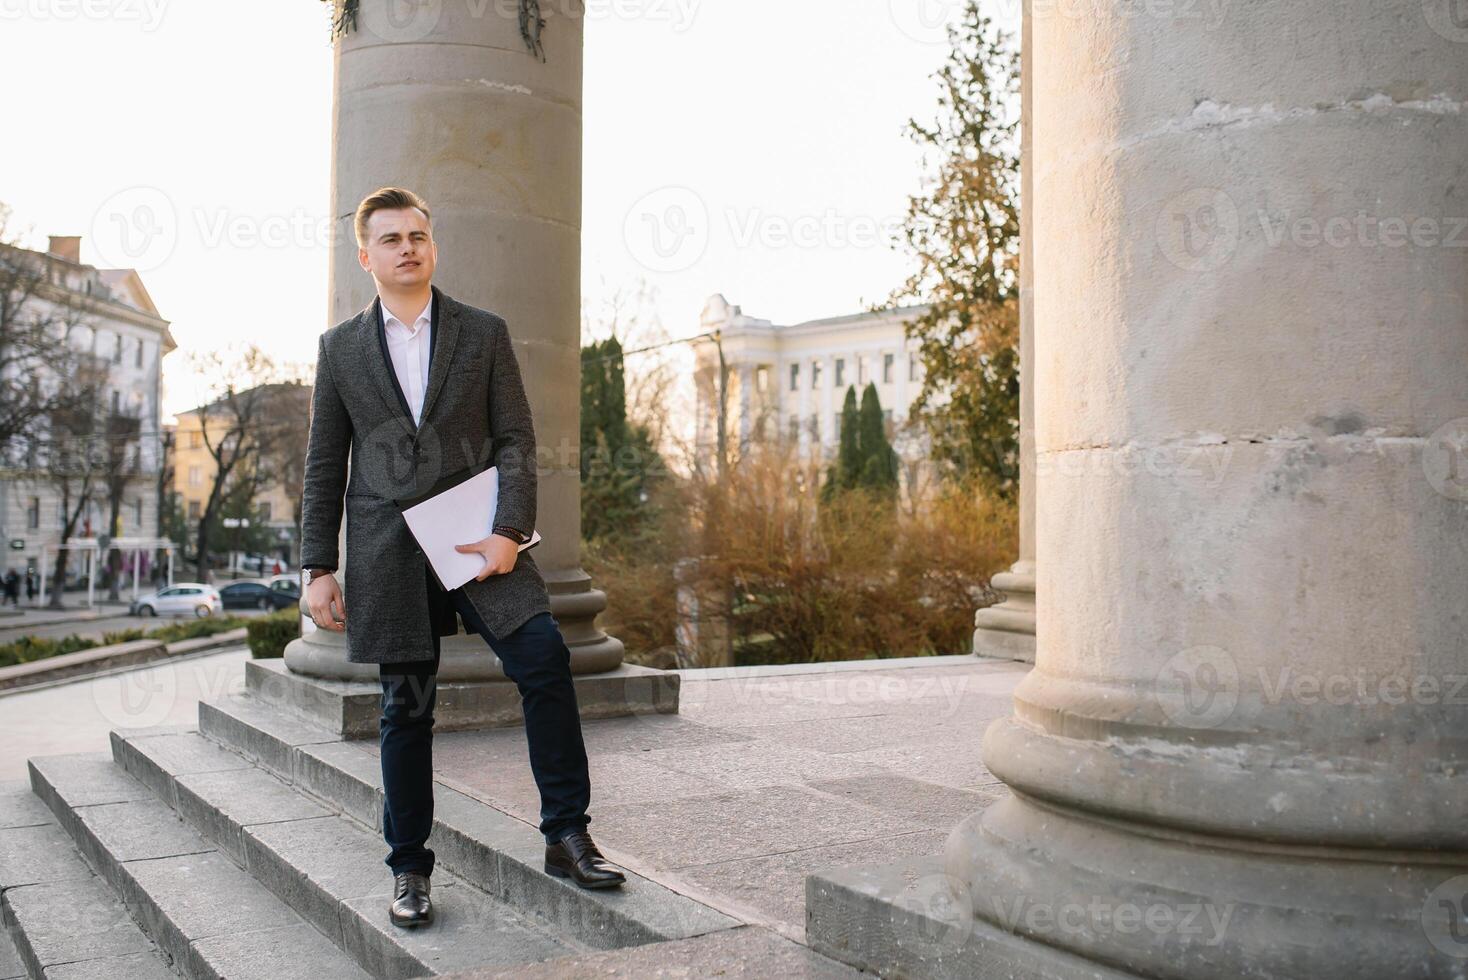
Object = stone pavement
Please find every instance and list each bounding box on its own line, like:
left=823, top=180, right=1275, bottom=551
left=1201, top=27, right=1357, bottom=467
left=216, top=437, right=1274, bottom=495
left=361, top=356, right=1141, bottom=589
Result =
left=3, top=649, right=1027, bottom=977
left=399, top=655, right=1027, bottom=941
left=0, top=648, right=248, bottom=781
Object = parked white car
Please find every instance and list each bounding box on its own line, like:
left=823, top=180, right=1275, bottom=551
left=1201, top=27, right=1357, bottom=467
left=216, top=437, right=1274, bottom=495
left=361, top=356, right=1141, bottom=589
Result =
left=130, top=583, right=223, bottom=618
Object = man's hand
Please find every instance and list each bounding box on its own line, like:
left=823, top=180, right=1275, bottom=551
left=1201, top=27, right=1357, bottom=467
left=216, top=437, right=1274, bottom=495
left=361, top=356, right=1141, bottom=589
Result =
left=455, top=534, right=519, bottom=581
left=306, top=573, right=347, bottom=632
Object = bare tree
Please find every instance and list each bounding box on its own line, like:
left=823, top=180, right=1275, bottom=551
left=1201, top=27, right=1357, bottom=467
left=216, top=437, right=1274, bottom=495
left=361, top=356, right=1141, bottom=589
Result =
left=255, top=381, right=312, bottom=562
left=0, top=207, right=97, bottom=459
left=581, top=278, right=684, bottom=463
left=101, top=410, right=144, bottom=600
left=187, top=347, right=284, bottom=582
left=40, top=370, right=108, bottom=607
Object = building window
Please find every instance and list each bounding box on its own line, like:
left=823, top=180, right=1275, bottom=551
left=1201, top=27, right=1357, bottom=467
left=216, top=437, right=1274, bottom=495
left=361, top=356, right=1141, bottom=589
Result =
left=189, top=431, right=202, bottom=449
left=135, top=338, right=144, bottom=368
left=756, top=366, right=769, bottom=393
left=883, top=409, right=894, bottom=428
left=187, top=500, right=201, bottom=520
left=259, top=501, right=273, bottom=522
left=909, top=353, right=920, bottom=382
left=112, top=332, right=123, bottom=362
left=789, top=363, right=799, bottom=392
left=788, top=415, right=800, bottom=441
left=858, top=356, right=867, bottom=385
left=110, top=390, right=120, bottom=415
left=188, top=465, right=202, bottom=488
left=835, top=358, right=845, bottom=388
left=133, top=498, right=143, bottom=527
left=884, top=353, right=895, bottom=384
left=811, top=361, right=822, bottom=389
left=808, top=414, right=820, bottom=440
left=27, top=497, right=40, bottom=530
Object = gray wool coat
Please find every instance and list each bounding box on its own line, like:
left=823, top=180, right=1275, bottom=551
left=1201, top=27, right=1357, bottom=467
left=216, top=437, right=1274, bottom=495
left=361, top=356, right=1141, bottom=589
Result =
left=299, top=284, right=550, bottom=664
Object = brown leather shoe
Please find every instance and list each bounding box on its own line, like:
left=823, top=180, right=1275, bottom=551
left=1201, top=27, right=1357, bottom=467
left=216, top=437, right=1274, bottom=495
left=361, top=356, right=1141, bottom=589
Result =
left=389, top=871, right=433, bottom=928
left=544, top=830, right=626, bottom=889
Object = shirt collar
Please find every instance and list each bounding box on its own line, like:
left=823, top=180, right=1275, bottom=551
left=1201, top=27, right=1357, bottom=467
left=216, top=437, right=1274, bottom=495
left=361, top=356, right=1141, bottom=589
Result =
left=380, top=293, right=433, bottom=334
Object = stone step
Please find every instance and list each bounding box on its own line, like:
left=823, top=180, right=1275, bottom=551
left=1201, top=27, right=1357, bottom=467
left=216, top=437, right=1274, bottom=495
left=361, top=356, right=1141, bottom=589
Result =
left=107, top=728, right=585, bottom=978
left=197, top=694, right=737, bottom=952
left=437, top=926, right=866, bottom=979
left=0, top=779, right=175, bottom=980
left=27, top=752, right=372, bottom=980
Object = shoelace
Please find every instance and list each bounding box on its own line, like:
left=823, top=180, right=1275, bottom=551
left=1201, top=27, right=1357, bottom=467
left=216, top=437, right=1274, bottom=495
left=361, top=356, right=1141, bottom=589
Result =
left=561, top=831, right=602, bottom=857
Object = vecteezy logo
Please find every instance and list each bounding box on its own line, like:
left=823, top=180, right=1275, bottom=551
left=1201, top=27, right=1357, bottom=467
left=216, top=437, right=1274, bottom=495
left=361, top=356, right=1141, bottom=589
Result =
left=354, top=417, right=445, bottom=501
left=888, top=0, right=962, bottom=45
left=90, top=186, right=178, bottom=272
left=1156, top=188, right=1241, bottom=273
left=1423, top=0, right=1468, bottom=43
left=359, top=0, right=443, bottom=42
left=1424, top=419, right=1468, bottom=501
left=1422, top=874, right=1468, bottom=957
left=889, top=867, right=976, bottom=956
left=1155, top=645, right=1240, bottom=728
left=622, top=186, right=710, bottom=274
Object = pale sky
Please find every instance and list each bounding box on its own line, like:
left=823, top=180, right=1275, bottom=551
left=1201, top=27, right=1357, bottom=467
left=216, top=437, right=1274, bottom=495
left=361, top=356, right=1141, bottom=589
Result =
left=0, top=0, right=1018, bottom=419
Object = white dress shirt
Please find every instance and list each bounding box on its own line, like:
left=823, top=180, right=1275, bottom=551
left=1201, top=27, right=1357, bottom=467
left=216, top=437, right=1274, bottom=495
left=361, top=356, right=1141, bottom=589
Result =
left=381, top=294, right=433, bottom=424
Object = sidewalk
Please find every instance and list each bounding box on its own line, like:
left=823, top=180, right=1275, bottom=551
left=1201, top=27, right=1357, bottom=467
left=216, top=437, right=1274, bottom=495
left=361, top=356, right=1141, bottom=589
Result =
left=0, top=645, right=250, bottom=779
left=0, top=604, right=112, bottom=631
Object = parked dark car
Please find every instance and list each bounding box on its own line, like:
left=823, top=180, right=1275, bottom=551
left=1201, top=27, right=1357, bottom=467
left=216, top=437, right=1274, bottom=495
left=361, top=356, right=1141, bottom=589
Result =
left=219, top=579, right=300, bottom=611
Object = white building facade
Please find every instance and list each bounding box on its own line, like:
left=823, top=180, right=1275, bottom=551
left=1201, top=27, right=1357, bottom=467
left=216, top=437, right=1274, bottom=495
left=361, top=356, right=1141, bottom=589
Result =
left=692, top=294, right=931, bottom=467
left=0, top=235, right=175, bottom=592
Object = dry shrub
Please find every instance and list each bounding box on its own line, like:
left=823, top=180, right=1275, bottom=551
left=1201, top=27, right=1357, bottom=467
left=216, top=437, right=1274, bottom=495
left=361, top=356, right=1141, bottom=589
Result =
left=587, top=443, right=1016, bottom=665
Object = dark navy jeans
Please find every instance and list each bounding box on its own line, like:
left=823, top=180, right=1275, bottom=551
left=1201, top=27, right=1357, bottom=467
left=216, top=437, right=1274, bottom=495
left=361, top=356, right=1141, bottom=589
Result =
left=378, top=587, right=592, bottom=877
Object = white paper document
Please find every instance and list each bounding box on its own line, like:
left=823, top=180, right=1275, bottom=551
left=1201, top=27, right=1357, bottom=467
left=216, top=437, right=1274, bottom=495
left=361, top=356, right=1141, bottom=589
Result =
left=399, top=466, right=541, bottom=591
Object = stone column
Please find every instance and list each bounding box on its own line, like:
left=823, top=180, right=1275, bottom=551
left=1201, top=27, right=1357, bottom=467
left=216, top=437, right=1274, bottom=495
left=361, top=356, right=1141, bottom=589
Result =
left=287, top=0, right=622, bottom=679
left=972, top=0, right=1036, bottom=663
left=736, top=365, right=754, bottom=449
left=949, top=3, right=1468, bottom=977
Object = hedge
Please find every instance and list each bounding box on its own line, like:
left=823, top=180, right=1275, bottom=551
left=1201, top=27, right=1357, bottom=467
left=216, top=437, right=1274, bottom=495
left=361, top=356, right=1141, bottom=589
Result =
left=247, top=610, right=300, bottom=659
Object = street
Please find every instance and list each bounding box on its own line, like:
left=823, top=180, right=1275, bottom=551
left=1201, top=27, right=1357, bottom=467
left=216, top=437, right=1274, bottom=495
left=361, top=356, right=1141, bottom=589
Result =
left=0, top=603, right=284, bottom=644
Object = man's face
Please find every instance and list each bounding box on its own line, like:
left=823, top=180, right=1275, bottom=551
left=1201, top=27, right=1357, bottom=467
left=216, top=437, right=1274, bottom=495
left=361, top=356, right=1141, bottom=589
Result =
left=358, top=207, right=437, bottom=289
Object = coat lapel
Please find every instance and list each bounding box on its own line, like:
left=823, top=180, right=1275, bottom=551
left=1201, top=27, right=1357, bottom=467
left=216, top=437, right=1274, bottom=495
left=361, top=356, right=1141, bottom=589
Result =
left=357, top=296, right=413, bottom=427
left=419, top=284, right=461, bottom=427
left=355, top=285, right=462, bottom=432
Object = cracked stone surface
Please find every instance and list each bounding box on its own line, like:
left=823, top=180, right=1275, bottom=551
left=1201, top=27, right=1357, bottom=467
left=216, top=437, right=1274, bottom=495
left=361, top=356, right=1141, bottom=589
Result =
left=403, top=658, right=1026, bottom=934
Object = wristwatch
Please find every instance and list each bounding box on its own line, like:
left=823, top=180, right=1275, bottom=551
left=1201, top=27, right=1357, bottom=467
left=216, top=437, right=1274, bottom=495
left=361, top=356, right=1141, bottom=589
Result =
left=303, top=566, right=335, bottom=584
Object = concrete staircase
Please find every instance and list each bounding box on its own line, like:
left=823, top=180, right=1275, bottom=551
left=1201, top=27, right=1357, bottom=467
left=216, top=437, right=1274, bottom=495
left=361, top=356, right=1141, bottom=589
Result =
left=2, top=690, right=740, bottom=979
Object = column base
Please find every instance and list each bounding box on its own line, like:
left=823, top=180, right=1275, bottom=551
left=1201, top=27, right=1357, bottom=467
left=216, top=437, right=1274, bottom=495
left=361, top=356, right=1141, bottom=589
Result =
left=939, top=794, right=1468, bottom=980
left=973, top=561, right=1036, bottom=663
left=246, top=657, right=678, bottom=739
left=283, top=566, right=625, bottom=681
left=806, top=855, right=1136, bottom=980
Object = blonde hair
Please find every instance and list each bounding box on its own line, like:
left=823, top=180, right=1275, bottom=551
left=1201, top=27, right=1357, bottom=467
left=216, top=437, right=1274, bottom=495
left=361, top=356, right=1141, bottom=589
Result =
left=354, top=187, right=432, bottom=247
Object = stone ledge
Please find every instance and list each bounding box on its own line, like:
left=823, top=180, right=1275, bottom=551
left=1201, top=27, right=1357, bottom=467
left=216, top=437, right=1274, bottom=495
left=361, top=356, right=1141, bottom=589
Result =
left=244, top=658, right=680, bottom=738
left=0, top=640, right=166, bottom=692
left=805, top=858, right=1136, bottom=980
left=0, top=629, right=250, bottom=695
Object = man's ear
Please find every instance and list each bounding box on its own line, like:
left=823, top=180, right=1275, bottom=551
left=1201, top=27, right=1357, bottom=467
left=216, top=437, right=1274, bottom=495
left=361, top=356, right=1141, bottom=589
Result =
left=358, top=247, right=371, bottom=272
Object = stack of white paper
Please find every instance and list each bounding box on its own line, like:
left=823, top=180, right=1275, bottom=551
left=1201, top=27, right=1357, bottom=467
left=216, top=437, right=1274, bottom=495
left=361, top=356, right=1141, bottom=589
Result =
left=399, top=466, right=541, bottom=591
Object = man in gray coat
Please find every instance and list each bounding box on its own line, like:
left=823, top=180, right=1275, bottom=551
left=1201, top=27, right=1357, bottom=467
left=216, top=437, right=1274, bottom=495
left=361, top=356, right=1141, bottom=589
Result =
left=300, top=187, right=625, bottom=930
